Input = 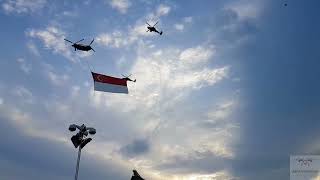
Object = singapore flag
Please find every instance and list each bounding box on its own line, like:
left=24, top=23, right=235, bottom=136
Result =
left=91, top=72, right=128, bottom=94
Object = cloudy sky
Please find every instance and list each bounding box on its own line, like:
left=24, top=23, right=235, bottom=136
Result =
left=0, top=0, right=319, bottom=179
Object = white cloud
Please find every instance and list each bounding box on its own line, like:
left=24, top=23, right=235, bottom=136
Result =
left=145, top=4, right=170, bottom=24
left=83, top=0, right=91, bottom=5
left=131, top=22, right=154, bottom=37
left=0, top=106, right=32, bottom=129
left=116, top=56, right=128, bottom=68
left=27, top=42, right=40, bottom=56
left=61, top=11, right=78, bottom=17
left=46, top=70, right=69, bottom=86
left=96, top=25, right=152, bottom=49
left=71, top=85, right=80, bottom=98
left=0, top=107, right=67, bottom=147
left=13, top=86, right=34, bottom=104
left=108, top=0, right=131, bottom=14
left=170, top=67, right=229, bottom=90
left=174, top=24, right=184, bottom=31
left=208, top=100, right=235, bottom=120
left=27, top=26, right=73, bottom=61
left=96, top=31, right=130, bottom=48
left=225, top=0, right=262, bottom=20
left=17, top=58, right=32, bottom=74
left=84, top=81, right=90, bottom=87
left=174, top=17, right=193, bottom=33
left=40, top=63, right=70, bottom=87
left=179, top=45, right=215, bottom=65
left=146, top=98, right=239, bottom=176
left=208, top=1, right=261, bottom=47
left=162, top=108, right=236, bottom=161
left=2, top=0, right=46, bottom=14
left=195, top=99, right=239, bottom=157
left=156, top=4, right=170, bottom=16
left=173, top=171, right=236, bottom=180
left=184, top=16, right=193, bottom=23
left=27, top=26, right=92, bottom=62
left=96, top=33, right=113, bottom=46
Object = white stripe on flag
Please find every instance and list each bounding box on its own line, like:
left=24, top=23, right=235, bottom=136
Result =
left=94, top=81, right=128, bottom=94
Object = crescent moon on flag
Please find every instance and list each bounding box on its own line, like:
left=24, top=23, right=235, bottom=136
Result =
left=97, top=75, right=104, bottom=82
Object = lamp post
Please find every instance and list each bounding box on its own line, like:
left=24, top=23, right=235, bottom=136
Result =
left=69, top=124, right=96, bottom=180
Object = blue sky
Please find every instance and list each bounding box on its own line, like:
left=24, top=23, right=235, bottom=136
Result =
left=0, top=0, right=319, bottom=179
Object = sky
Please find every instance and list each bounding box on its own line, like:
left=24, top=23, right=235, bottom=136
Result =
left=0, top=0, right=319, bottom=179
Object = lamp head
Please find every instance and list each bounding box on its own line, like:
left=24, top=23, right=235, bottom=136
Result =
left=88, top=128, right=96, bottom=135
left=69, top=124, right=77, bottom=132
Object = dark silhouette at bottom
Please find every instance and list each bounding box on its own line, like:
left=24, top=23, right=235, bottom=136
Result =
left=131, top=170, right=145, bottom=180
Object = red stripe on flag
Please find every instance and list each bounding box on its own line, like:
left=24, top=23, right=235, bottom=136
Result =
left=91, top=72, right=127, bottom=86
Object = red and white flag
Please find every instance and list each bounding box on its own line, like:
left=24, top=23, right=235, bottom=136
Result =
left=91, top=72, right=128, bottom=94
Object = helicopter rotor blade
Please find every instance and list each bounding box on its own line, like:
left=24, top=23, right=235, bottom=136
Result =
left=75, top=39, right=84, bottom=44
left=91, top=48, right=95, bottom=52
left=89, top=38, right=94, bottom=45
left=153, top=21, right=158, bottom=27
left=121, top=74, right=132, bottom=78
left=146, top=22, right=151, bottom=26
left=64, top=39, right=74, bottom=44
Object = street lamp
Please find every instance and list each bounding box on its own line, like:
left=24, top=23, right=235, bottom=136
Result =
left=69, top=124, right=96, bottom=180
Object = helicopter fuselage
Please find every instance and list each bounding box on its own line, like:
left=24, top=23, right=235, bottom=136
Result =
left=72, top=44, right=92, bottom=51
left=147, top=26, right=157, bottom=32
left=147, top=26, right=162, bottom=35
left=122, top=77, right=136, bottom=82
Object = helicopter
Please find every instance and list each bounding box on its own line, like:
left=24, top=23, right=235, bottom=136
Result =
left=146, top=21, right=163, bottom=35
left=64, top=38, right=95, bottom=52
left=122, top=74, right=136, bottom=82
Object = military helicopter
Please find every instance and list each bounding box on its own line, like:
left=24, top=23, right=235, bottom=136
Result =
left=122, top=74, right=136, bottom=82
left=146, top=21, right=163, bottom=35
left=64, top=38, right=95, bottom=52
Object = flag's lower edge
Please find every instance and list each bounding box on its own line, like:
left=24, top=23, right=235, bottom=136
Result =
left=94, top=81, right=128, bottom=94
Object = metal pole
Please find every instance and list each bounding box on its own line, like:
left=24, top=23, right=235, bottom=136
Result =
left=74, top=147, right=82, bottom=180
